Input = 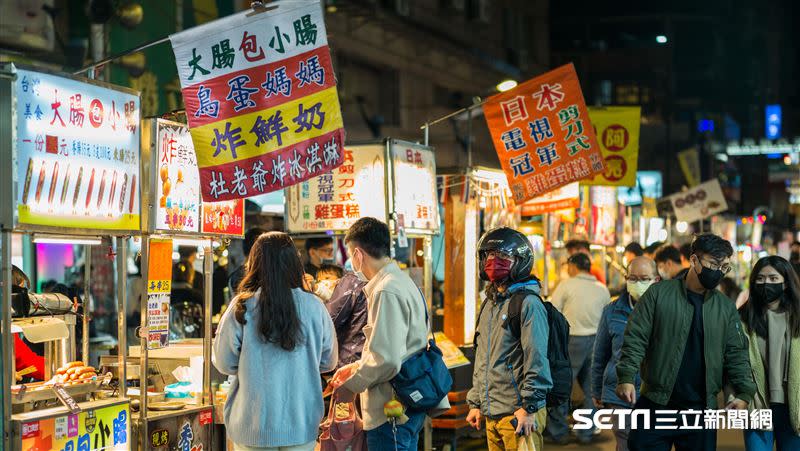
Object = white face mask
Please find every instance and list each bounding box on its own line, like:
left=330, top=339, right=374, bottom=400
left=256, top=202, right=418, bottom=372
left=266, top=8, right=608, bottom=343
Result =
left=314, top=280, right=337, bottom=302
left=627, top=280, right=655, bottom=301
left=352, top=248, right=368, bottom=282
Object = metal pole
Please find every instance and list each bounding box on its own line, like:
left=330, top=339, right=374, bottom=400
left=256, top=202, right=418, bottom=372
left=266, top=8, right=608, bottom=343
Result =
left=73, top=36, right=171, bottom=76
left=466, top=107, right=473, bottom=169
left=83, top=245, right=91, bottom=364
left=423, top=123, right=429, bottom=147
left=203, top=243, right=213, bottom=406
left=139, top=236, right=150, bottom=447
left=418, top=101, right=486, bottom=129
left=116, top=237, right=127, bottom=400
left=1, top=230, right=13, bottom=451
left=542, top=213, right=550, bottom=297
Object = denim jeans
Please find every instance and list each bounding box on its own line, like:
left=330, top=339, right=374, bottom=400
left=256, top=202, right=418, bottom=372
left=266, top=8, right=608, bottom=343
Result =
left=546, top=334, right=596, bottom=441
left=744, top=403, right=800, bottom=451
left=365, top=411, right=426, bottom=451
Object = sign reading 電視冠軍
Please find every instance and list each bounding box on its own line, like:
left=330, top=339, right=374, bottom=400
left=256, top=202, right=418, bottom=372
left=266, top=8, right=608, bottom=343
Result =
left=286, top=145, right=386, bottom=233
left=483, top=63, right=604, bottom=203
left=15, top=68, right=141, bottom=231
left=170, top=0, right=345, bottom=202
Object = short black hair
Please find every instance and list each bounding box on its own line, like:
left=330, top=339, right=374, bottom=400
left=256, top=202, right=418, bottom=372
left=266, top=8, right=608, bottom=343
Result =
left=345, top=217, right=391, bottom=259
left=644, top=241, right=664, bottom=255
left=691, top=234, right=734, bottom=260
left=178, top=246, right=197, bottom=260
left=654, top=245, right=682, bottom=264
left=565, top=239, right=591, bottom=252
left=679, top=243, right=692, bottom=261
left=624, top=242, right=644, bottom=256
left=244, top=227, right=267, bottom=256
left=317, top=264, right=344, bottom=279
left=304, top=236, right=334, bottom=252
left=567, top=253, right=592, bottom=272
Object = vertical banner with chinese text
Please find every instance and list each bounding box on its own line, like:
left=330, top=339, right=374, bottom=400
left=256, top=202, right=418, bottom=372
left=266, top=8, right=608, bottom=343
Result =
left=483, top=63, right=604, bottom=203
left=170, top=1, right=345, bottom=201
left=583, top=106, right=640, bottom=186
left=147, top=239, right=173, bottom=350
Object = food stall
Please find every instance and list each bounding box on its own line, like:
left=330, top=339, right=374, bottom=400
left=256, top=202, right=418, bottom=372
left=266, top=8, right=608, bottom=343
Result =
left=113, top=118, right=244, bottom=450
left=0, top=64, right=140, bottom=450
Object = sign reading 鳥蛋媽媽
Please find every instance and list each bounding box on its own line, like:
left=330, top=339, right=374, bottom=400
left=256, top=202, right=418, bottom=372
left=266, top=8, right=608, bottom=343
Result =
left=15, top=68, right=141, bottom=231
left=170, top=0, right=345, bottom=202
left=483, top=63, right=604, bottom=203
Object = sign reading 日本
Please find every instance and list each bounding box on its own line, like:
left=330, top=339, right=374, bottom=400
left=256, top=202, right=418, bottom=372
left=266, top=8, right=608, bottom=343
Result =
left=483, top=63, right=605, bottom=203
left=170, top=1, right=345, bottom=202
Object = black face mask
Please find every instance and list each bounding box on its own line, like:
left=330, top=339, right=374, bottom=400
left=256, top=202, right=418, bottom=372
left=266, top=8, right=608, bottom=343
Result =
left=754, top=282, right=784, bottom=303
left=696, top=265, right=725, bottom=290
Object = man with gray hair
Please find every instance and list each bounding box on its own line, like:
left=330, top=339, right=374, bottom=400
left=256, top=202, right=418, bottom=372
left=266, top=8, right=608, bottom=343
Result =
left=592, top=256, right=660, bottom=451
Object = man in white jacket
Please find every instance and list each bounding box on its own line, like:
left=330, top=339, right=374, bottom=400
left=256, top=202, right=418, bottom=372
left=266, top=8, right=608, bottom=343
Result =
left=332, top=217, right=447, bottom=450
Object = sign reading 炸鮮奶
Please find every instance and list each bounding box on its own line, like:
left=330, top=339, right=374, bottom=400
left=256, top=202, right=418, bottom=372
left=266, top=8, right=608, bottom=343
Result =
left=170, top=0, right=345, bottom=202
left=286, top=145, right=386, bottom=233
left=15, top=68, right=141, bottom=231
left=582, top=106, right=640, bottom=187
left=483, top=63, right=604, bottom=203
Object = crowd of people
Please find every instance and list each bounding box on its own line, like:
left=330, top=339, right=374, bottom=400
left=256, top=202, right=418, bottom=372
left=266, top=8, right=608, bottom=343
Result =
left=210, top=218, right=800, bottom=451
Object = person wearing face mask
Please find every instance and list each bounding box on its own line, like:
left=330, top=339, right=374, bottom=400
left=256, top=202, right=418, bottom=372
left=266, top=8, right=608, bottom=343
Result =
left=465, top=227, right=552, bottom=451
left=617, top=234, right=755, bottom=451
left=654, top=244, right=690, bottom=280
left=329, top=218, right=449, bottom=450
left=314, top=264, right=345, bottom=302
left=592, top=256, right=659, bottom=451
left=739, top=256, right=800, bottom=450
left=547, top=252, right=611, bottom=445
left=304, top=237, right=335, bottom=279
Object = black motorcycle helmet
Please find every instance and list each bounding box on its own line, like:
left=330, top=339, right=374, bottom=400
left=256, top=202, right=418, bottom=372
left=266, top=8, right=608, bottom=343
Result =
left=478, top=227, right=534, bottom=282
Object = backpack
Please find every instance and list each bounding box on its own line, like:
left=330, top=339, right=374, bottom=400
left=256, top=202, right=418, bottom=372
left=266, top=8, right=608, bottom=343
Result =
left=474, top=288, right=572, bottom=407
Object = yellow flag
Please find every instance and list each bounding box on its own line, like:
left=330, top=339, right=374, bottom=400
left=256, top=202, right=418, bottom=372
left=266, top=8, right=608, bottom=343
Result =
left=583, top=106, right=641, bottom=187
left=677, top=147, right=701, bottom=187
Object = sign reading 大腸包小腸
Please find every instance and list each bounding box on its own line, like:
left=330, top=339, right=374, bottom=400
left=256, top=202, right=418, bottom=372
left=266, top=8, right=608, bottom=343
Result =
left=483, top=63, right=605, bottom=203
left=170, top=0, right=346, bottom=202
left=286, top=145, right=386, bottom=233
left=15, top=68, right=141, bottom=231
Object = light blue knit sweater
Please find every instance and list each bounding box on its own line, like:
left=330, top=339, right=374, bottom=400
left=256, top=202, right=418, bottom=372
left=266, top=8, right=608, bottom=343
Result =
left=213, top=288, right=337, bottom=447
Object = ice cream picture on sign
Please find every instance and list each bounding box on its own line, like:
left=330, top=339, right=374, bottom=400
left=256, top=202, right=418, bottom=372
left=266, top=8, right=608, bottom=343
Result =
left=483, top=63, right=605, bottom=203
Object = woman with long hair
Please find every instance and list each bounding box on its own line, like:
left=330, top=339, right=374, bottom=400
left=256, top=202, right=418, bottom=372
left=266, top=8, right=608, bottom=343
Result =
left=740, top=256, right=800, bottom=450
left=213, top=232, right=337, bottom=451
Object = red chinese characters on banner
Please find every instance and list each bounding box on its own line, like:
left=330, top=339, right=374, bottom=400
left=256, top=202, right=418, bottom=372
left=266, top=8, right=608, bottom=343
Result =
left=201, top=199, right=245, bottom=236
left=483, top=63, right=605, bottom=203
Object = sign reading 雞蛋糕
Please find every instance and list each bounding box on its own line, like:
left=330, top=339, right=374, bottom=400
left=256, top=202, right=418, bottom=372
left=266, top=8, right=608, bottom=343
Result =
left=170, top=0, right=345, bottom=202
left=14, top=68, right=141, bottom=231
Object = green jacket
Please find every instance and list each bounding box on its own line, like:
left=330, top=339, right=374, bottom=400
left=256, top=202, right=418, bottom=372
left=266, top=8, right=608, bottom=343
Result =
left=617, top=279, right=755, bottom=408
left=742, top=322, right=800, bottom=433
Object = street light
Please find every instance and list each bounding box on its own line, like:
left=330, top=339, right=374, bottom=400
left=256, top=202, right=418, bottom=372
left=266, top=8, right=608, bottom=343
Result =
left=656, top=35, right=668, bottom=44
left=496, top=80, right=518, bottom=92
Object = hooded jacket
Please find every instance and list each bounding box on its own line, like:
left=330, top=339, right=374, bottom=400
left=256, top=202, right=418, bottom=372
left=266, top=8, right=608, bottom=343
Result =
left=467, top=279, right=552, bottom=417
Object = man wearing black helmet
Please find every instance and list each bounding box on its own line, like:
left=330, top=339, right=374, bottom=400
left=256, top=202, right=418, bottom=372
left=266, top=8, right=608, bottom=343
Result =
left=466, top=227, right=552, bottom=451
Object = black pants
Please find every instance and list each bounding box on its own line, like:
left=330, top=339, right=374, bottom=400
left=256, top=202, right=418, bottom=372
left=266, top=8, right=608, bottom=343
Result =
left=628, top=397, right=716, bottom=451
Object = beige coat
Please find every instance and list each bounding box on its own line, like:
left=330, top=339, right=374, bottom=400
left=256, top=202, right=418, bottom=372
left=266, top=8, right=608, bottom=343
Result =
left=342, top=262, right=450, bottom=430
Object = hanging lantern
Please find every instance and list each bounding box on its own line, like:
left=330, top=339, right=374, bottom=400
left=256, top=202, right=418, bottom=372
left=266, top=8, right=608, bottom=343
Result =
left=117, top=2, right=144, bottom=29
